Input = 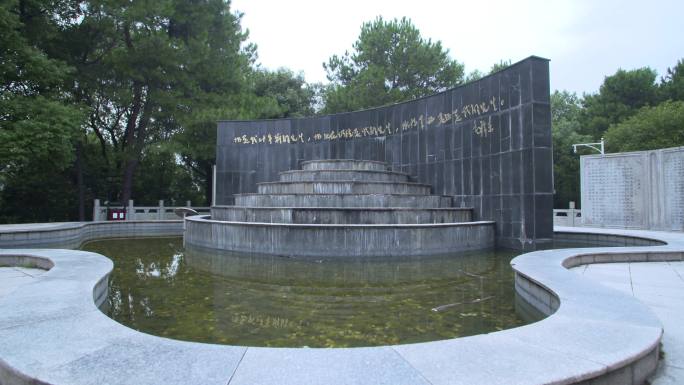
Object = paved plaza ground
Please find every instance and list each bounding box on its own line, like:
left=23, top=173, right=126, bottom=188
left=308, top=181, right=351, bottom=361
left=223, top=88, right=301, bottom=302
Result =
left=574, top=261, right=684, bottom=384
left=0, top=266, right=46, bottom=297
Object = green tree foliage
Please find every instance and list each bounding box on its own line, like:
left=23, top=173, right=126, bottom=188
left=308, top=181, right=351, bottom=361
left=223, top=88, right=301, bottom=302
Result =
left=660, top=59, right=684, bottom=102
left=551, top=91, right=593, bottom=208
left=322, top=16, right=464, bottom=113
left=0, top=0, right=81, bottom=171
left=171, top=68, right=316, bottom=205
left=62, top=0, right=254, bottom=205
left=550, top=59, right=683, bottom=209
left=580, top=67, right=659, bottom=138
left=132, top=148, right=204, bottom=205
left=489, top=59, right=512, bottom=74
left=604, top=101, right=684, bottom=153
left=171, top=101, right=268, bottom=206
left=252, top=68, right=315, bottom=118
left=0, top=0, right=85, bottom=223
left=464, top=69, right=484, bottom=83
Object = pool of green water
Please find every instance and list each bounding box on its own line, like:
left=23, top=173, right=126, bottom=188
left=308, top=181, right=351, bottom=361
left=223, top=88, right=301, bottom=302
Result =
left=82, top=237, right=534, bottom=347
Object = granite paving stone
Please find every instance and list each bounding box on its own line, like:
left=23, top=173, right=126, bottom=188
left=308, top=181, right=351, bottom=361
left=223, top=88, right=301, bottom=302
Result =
left=0, top=267, right=31, bottom=278
left=575, top=260, right=684, bottom=384
left=47, top=332, right=245, bottom=385
left=229, top=346, right=430, bottom=385
left=0, top=275, right=36, bottom=296
left=393, top=333, right=608, bottom=385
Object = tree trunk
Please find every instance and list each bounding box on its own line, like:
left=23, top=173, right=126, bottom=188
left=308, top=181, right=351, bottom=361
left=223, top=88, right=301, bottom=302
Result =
left=76, top=141, right=86, bottom=221
left=119, top=81, right=149, bottom=206
left=120, top=156, right=139, bottom=206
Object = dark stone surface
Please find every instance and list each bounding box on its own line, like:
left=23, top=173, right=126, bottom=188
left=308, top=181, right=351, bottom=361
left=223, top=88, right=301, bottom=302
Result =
left=215, top=56, right=552, bottom=250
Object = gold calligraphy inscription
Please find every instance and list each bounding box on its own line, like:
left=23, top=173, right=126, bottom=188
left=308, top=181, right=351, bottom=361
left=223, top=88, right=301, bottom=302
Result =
left=232, top=96, right=504, bottom=144
left=473, top=118, right=494, bottom=138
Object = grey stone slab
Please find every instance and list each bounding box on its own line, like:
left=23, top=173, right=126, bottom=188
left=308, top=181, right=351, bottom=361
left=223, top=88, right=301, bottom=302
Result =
left=229, top=346, right=430, bottom=385
left=591, top=281, right=634, bottom=294
left=668, top=261, right=684, bottom=279
left=580, top=269, right=633, bottom=284
left=0, top=281, right=97, bottom=329
left=506, top=315, right=661, bottom=371
left=559, top=254, right=684, bottom=385
left=652, top=365, right=684, bottom=385
left=632, top=286, right=684, bottom=304
left=394, top=333, right=607, bottom=385
left=557, top=290, right=663, bottom=327
left=0, top=275, right=36, bottom=296
left=0, top=267, right=28, bottom=278
left=584, top=262, right=632, bottom=275
left=12, top=267, right=47, bottom=277
left=632, top=294, right=684, bottom=312
left=47, top=333, right=245, bottom=385
left=581, top=265, right=633, bottom=286
left=630, top=264, right=684, bottom=288
left=659, top=327, right=684, bottom=369
left=0, top=311, right=130, bottom=377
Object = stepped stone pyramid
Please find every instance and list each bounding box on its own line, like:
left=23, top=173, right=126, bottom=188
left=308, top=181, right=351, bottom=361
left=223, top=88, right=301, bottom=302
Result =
left=185, top=160, right=495, bottom=258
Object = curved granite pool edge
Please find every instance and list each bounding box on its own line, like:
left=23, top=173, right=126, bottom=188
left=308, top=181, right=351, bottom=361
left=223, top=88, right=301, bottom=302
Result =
left=0, top=220, right=183, bottom=249
left=184, top=215, right=496, bottom=257
left=0, top=225, right=682, bottom=384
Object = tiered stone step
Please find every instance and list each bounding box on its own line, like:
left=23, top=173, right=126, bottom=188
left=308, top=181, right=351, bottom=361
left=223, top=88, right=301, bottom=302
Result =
left=279, top=169, right=411, bottom=183
left=185, top=159, right=495, bottom=257
left=211, top=206, right=472, bottom=224
left=233, top=194, right=453, bottom=208
left=257, top=181, right=432, bottom=195
left=300, top=159, right=388, bottom=171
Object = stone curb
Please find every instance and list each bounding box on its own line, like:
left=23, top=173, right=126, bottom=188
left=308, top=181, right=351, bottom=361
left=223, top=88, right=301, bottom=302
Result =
left=184, top=216, right=496, bottom=257
left=0, top=221, right=182, bottom=249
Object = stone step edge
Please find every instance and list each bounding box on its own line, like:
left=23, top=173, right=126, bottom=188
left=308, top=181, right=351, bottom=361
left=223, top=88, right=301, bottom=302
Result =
left=213, top=206, right=472, bottom=212
left=234, top=193, right=453, bottom=198
left=190, top=215, right=492, bottom=228
left=300, top=159, right=388, bottom=166
left=257, top=180, right=431, bottom=187
left=280, top=169, right=411, bottom=177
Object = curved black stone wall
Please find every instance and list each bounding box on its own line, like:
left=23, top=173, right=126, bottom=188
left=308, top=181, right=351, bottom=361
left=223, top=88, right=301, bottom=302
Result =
left=216, top=56, right=552, bottom=250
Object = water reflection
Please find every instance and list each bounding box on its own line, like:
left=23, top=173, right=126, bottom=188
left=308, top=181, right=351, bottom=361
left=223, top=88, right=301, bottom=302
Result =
left=184, top=245, right=504, bottom=285
left=82, top=237, right=537, bottom=348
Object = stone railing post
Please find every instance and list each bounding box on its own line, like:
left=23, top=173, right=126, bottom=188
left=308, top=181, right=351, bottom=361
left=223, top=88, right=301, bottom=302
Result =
left=569, top=201, right=576, bottom=226
left=93, top=199, right=101, bottom=222
left=212, top=164, right=216, bottom=207
left=158, top=200, right=164, bottom=220
left=127, top=200, right=134, bottom=221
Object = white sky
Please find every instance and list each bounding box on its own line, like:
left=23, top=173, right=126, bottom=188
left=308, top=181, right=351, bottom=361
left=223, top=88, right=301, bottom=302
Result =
left=231, top=0, right=684, bottom=95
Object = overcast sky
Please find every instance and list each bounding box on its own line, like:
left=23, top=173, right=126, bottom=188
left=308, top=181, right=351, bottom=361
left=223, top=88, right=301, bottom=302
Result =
left=231, top=0, right=684, bottom=95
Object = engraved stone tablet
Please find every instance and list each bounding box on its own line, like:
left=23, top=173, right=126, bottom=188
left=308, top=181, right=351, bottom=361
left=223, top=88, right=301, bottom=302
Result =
left=581, top=146, right=684, bottom=230
left=663, top=149, right=684, bottom=230
left=581, top=154, right=647, bottom=228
